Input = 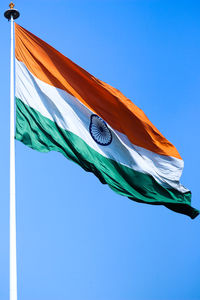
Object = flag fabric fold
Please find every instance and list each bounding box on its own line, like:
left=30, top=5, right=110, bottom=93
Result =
left=15, top=23, right=199, bottom=219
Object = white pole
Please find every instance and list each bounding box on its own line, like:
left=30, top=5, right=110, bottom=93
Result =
left=9, top=15, right=17, bottom=300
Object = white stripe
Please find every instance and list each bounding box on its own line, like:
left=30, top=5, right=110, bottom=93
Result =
left=15, top=59, right=188, bottom=193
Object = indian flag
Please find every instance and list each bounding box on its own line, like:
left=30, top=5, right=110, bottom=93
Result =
left=15, top=24, right=199, bottom=219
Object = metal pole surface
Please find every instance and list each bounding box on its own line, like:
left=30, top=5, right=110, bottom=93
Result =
left=9, top=14, right=17, bottom=300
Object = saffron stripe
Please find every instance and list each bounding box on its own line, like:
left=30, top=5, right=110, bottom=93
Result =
left=15, top=23, right=181, bottom=159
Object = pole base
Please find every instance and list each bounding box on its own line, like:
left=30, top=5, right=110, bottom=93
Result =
left=4, top=9, right=20, bottom=20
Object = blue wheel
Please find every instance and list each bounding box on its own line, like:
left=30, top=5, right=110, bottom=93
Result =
left=89, top=114, right=112, bottom=146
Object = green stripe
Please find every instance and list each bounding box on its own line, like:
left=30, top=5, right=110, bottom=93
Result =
left=15, top=97, right=199, bottom=219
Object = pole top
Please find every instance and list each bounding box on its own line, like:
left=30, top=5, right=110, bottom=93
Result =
left=9, top=2, right=15, bottom=9
left=4, top=2, right=20, bottom=20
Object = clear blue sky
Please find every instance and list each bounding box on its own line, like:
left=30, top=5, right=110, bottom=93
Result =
left=0, top=0, right=200, bottom=299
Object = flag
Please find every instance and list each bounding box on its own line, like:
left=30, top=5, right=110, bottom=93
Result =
left=15, top=24, right=199, bottom=218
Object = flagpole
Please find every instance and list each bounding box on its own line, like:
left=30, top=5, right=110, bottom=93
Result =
left=4, top=3, right=20, bottom=300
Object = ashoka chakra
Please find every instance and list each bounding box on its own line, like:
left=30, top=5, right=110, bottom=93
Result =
left=89, top=114, right=112, bottom=146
